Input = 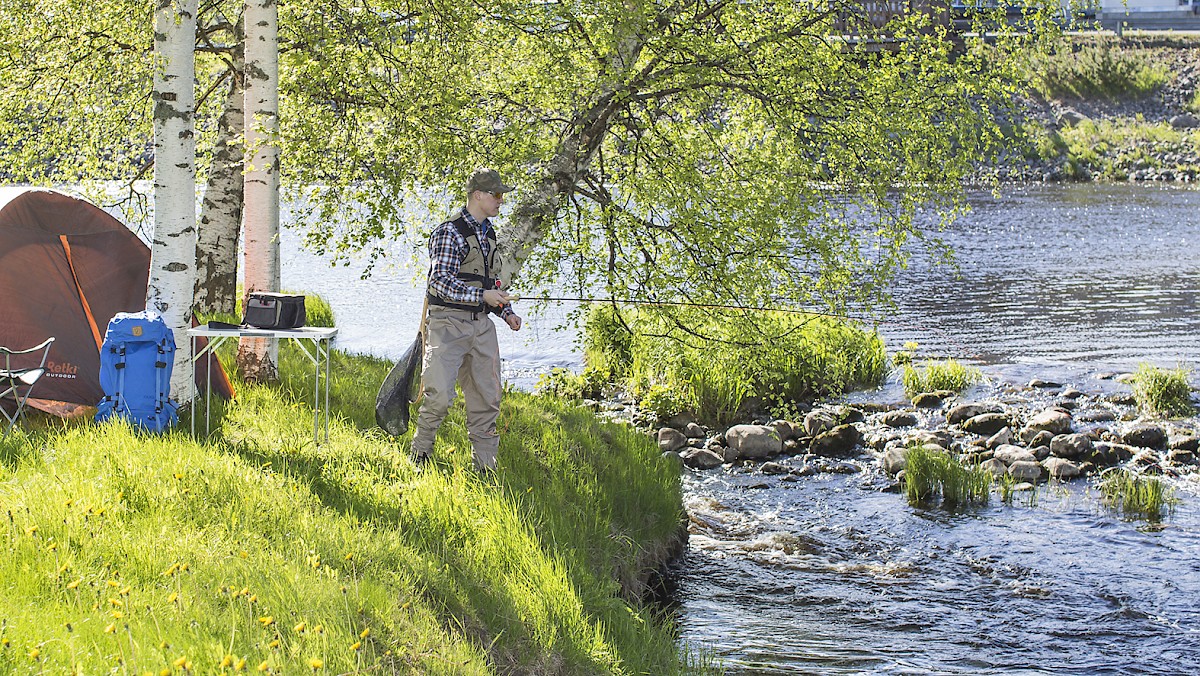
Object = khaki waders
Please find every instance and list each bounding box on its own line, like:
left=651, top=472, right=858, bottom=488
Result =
left=409, top=305, right=502, bottom=470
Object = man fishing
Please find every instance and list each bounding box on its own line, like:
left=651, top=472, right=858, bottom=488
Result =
left=410, top=168, right=523, bottom=473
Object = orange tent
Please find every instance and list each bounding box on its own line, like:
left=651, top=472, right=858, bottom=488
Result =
left=0, top=187, right=233, bottom=414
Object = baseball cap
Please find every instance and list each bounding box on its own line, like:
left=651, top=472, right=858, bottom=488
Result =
left=466, top=168, right=515, bottom=195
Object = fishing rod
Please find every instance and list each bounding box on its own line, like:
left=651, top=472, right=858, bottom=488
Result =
left=504, top=293, right=985, bottom=362
left=505, top=294, right=869, bottom=322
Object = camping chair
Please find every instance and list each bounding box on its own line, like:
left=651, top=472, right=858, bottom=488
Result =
left=0, top=337, right=55, bottom=435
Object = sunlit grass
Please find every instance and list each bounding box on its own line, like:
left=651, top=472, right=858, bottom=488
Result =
left=0, top=342, right=702, bottom=673
left=901, top=358, right=982, bottom=398
left=1098, top=468, right=1178, bottom=521
left=902, top=444, right=992, bottom=508
left=1131, top=363, right=1194, bottom=419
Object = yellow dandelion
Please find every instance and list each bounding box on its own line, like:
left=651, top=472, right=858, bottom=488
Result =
left=66, top=578, right=82, bottom=589
left=1, top=637, right=10, bottom=647
left=344, top=553, right=353, bottom=561
left=238, top=587, right=249, bottom=597
left=119, top=586, right=131, bottom=596
left=235, top=657, right=247, bottom=672
left=312, top=624, right=324, bottom=634
left=239, top=551, right=249, bottom=559
left=163, top=563, right=180, bottom=576
left=307, top=658, right=323, bottom=670
left=256, top=661, right=269, bottom=672
left=104, top=623, right=116, bottom=634
left=47, top=542, right=57, bottom=552
left=173, top=656, right=187, bottom=668
left=258, top=616, right=274, bottom=627
left=167, top=592, right=179, bottom=604
left=111, top=611, right=123, bottom=619
left=116, top=491, right=124, bottom=501
left=107, top=580, right=120, bottom=588
left=248, top=594, right=258, bottom=604
left=65, top=499, right=73, bottom=507
left=350, top=641, right=361, bottom=651
left=23, top=525, right=37, bottom=536
left=359, top=628, right=370, bottom=639
left=109, top=598, right=124, bottom=607
left=180, top=563, right=189, bottom=571
left=220, top=655, right=233, bottom=668
left=28, top=648, right=39, bottom=660
left=173, top=473, right=184, bottom=480
left=268, top=639, right=281, bottom=649
left=293, top=622, right=306, bottom=633
left=159, top=669, right=170, bottom=676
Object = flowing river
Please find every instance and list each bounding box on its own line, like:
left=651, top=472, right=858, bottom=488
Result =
left=282, top=183, right=1200, bottom=674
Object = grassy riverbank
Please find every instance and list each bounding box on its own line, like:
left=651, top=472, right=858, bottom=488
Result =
left=0, top=342, right=700, bottom=673
left=987, top=35, right=1200, bottom=183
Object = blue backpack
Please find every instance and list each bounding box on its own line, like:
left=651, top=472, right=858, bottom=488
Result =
left=95, top=311, right=179, bottom=432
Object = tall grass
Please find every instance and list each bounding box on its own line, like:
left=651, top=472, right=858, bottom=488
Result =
left=903, top=444, right=992, bottom=508
left=1031, top=41, right=1169, bottom=100
left=901, top=358, right=982, bottom=398
left=1131, top=363, right=1194, bottom=419
left=0, top=343, right=705, bottom=673
left=585, top=305, right=886, bottom=425
left=1098, top=468, right=1178, bottom=521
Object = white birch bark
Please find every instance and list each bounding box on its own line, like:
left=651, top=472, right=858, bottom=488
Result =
left=148, top=0, right=198, bottom=402
left=195, top=31, right=245, bottom=316
left=237, top=0, right=280, bottom=382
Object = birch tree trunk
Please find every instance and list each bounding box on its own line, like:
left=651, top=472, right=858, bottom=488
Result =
left=148, top=0, right=198, bottom=402
left=195, top=25, right=245, bottom=317
left=237, top=0, right=280, bottom=383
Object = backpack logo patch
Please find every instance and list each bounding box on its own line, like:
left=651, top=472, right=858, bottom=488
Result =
left=132, top=325, right=143, bottom=337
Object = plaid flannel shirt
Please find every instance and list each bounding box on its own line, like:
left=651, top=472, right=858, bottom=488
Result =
left=427, top=208, right=514, bottom=318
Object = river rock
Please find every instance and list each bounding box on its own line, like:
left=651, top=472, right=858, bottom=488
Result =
left=880, top=410, right=918, bottom=428
left=1026, top=429, right=1055, bottom=448
left=908, top=430, right=952, bottom=448
left=660, top=450, right=684, bottom=468
left=1103, top=392, right=1136, bottom=406
left=947, top=402, right=1003, bottom=425
left=994, top=444, right=1036, bottom=465
left=980, top=458, right=1008, bottom=477
left=684, top=422, right=707, bottom=439
left=683, top=448, right=724, bottom=469
left=912, top=392, right=949, bottom=408
left=657, top=427, right=687, bottom=452
left=810, top=424, right=861, bottom=458
left=962, top=412, right=1010, bottom=435
left=1122, top=423, right=1166, bottom=449
left=880, top=445, right=909, bottom=474
left=1075, top=408, right=1117, bottom=423
left=986, top=427, right=1013, bottom=449
left=721, top=444, right=739, bottom=463
left=1169, top=435, right=1199, bottom=452
left=771, top=419, right=800, bottom=442
left=760, top=461, right=789, bottom=475
left=663, top=411, right=696, bottom=429
left=1168, top=449, right=1197, bottom=466
left=804, top=410, right=839, bottom=437
left=1042, top=457, right=1081, bottom=480
left=1024, top=409, right=1072, bottom=436
left=1008, top=460, right=1043, bottom=482
left=1091, top=442, right=1135, bottom=466
left=1057, top=108, right=1088, bottom=127
left=1029, top=378, right=1062, bottom=389
left=726, top=424, right=783, bottom=460
left=1061, top=387, right=1083, bottom=399
left=1170, top=113, right=1200, bottom=128
left=1049, top=433, right=1093, bottom=459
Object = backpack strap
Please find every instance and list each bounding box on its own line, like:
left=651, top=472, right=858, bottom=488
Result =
left=154, top=341, right=168, bottom=428
left=114, top=344, right=127, bottom=411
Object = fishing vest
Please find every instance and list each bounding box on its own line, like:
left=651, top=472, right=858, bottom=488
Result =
left=427, top=215, right=503, bottom=314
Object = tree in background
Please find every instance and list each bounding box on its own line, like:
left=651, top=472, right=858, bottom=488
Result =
left=148, top=0, right=198, bottom=401
left=238, top=0, right=281, bottom=382
left=0, top=0, right=1058, bottom=334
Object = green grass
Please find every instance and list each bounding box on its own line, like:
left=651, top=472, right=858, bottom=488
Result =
left=900, top=358, right=982, bottom=398
left=584, top=305, right=887, bottom=426
left=1131, top=363, right=1195, bottom=419
left=1031, top=41, right=1169, bottom=101
left=1098, top=468, right=1178, bottom=521
left=0, top=342, right=706, bottom=673
left=903, top=444, right=992, bottom=508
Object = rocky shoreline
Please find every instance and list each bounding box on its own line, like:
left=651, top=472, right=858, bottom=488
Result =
left=587, top=372, right=1200, bottom=492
